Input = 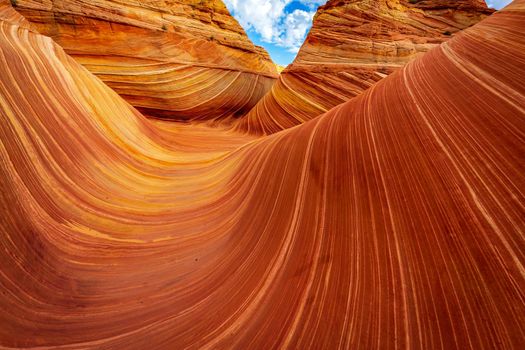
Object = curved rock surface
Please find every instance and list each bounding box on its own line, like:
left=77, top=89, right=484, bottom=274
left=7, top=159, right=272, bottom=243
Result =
left=237, top=0, right=494, bottom=134
left=1, top=0, right=524, bottom=349
left=10, top=0, right=278, bottom=121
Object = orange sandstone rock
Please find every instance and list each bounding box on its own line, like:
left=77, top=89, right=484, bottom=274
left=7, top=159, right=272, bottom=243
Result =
left=11, top=0, right=278, bottom=121
left=1, top=0, right=524, bottom=349
left=237, top=0, right=494, bottom=134
left=0, top=0, right=35, bottom=30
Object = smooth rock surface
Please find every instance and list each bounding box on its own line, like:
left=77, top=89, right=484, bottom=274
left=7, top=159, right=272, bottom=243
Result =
left=237, top=0, right=494, bottom=134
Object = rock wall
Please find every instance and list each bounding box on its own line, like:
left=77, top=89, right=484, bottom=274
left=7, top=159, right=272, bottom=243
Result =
left=237, top=0, right=494, bottom=134
left=1, top=0, right=524, bottom=348
left=11, top=0, right=278, bottom=121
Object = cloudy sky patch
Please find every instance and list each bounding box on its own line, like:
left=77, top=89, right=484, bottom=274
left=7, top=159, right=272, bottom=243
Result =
left=223, top=0, right=325, bottom=65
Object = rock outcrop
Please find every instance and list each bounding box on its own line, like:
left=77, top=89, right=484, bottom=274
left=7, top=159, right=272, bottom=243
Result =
left=0, top=0, right=34, bottom=30
left=237, top=0, right=494, bottom=134
left=10, top=0, right=278, bottom=121
left=1, top=0, right=524, bottom=349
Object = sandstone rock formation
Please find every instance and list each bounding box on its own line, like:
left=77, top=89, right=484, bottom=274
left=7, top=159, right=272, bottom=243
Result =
left=237, top=0, right=494, bottom=134
left=10, top=0, right=278, bottom=121
left=1, top=0, right=524, bottom=348
left=0, top=0, right=34, bottom=30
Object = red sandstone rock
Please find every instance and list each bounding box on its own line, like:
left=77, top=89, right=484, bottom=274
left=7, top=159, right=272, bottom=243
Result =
left=0, top=0, right=524, bottom=348
left=0, top=0, right=34, bottom=30
left=236, top=0, right=494, bottom=134
left=10, top=0, right=278, bottom=121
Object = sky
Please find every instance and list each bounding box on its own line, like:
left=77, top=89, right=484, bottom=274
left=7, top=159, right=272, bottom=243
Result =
left=486, top=0, right=513, bottom=10
left=224, top=0, right=513, bottom=67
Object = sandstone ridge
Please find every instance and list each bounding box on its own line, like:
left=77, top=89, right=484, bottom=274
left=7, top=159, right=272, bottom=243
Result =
left=237, top=0, right=494, bottom=134
left=11, top=0, right=278, bottom=121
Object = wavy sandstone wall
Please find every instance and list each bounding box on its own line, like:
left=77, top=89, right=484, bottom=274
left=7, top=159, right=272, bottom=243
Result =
left=10, top=0, right=278, bottom=121
left=237, top=0, right=494, bottom=134
left=1, top=0, right=524, bottom=348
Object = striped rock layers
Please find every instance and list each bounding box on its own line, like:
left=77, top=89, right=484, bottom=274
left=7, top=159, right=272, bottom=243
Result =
left=0, top=0, right=35, bottom=30
left=1, top=0, right=524, bottom=349
left=10, top=0, right=278, bottom=121
left=237, top=0, right=494, bottom=134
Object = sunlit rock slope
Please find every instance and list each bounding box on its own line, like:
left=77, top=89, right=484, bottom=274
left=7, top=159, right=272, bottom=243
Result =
left=237, top=0, right=494, bottom=134
left=10, top=0, right=278, bottom=121
left=0, top=0, right=524, bottom=349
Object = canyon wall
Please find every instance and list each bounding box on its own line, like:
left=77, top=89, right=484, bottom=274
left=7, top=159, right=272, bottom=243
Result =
left=10, top=0, right=278, bottom=121
left=1, top=0, right=524, bottom=348
left=237, top=0, right=494, bottom=134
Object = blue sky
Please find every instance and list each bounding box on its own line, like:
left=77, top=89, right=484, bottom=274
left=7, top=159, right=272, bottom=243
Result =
left=224, top=0, right=513, bottom=66
left=486, top=0, right=513, bottom=10
left=223, top=0, right=325, bottom=66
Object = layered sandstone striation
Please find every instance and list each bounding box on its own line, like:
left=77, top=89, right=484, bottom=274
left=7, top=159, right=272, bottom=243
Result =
left=237, top=0, right=494, bottom=134
left=0, top=0, right=35, bottom=30
left=1, top=0, right=524, bottom=347
left=10, top=0, right=278, bottom=121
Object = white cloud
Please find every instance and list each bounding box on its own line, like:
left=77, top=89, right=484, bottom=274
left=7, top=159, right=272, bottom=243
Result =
left=300, top=0, right=327, bottom=9
left=224, top=0, right=325, bottom=53
left=274, top=10, right=315, bottom=53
